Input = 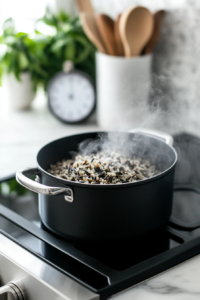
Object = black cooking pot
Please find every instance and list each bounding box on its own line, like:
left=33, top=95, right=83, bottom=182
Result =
left=16, top=129, right=177, bottom=242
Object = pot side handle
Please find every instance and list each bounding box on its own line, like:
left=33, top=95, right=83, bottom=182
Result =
left=16, top=168, right=73, bottom=203
left=129, top=128, right=173, bottom=146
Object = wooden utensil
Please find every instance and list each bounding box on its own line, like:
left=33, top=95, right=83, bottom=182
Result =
left=80, top=13, right=106, bottom=53
left=119, top=6, right=154, bottom=57
left=114, top=14, right=125, bottom=56
left=144, top=10, right=165, bottom=54
left=96, top=14, right=116, bottom=56
left=76, top=0, right=94, bottom=13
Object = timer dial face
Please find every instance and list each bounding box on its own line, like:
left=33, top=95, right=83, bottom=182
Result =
left=48, top=71, right=95, bottom=123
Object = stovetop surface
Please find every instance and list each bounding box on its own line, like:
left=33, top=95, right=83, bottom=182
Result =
left=1, top=133, right=200, bottom=299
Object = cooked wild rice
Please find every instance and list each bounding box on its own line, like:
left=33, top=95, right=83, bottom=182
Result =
left=48, top=152, right=160, bottom=184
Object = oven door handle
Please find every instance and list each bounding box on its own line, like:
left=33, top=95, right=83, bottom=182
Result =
left=0, top=282, right=24, bottom=300
left=16, top=168, right=74, bottom=203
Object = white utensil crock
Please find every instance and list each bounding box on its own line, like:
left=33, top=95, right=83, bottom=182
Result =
left=2, top=72, right=35, bottom=110
left=96, top=52, right=152, bottom=130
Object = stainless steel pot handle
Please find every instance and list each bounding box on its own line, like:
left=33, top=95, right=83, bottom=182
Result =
left=129, top=128, right=174, bottom=146
left=0, top=282, right=24, bottom=299
left=16, top=168, right=73, bottom=203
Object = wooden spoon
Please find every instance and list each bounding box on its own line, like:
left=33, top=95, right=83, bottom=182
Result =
left=76, top=0, right=94, bottom=13
left=114, top=14, right=125, bottom=56
left=143, top=10, right=165, bottom=54
left=80, top=13, right=106, bottom=53
left=119, top=6, right=154, bottom=57
left=96, top=14, right=116, bottom=56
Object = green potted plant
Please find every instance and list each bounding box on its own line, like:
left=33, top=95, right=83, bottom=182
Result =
left=0, top=10, right=96, bottom=109
left=0, top=18, right=37, bottom=109
left=32, top=9, right=96, bottom=90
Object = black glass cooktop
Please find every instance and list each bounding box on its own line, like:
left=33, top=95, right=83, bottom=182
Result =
left=1, top=133, right=200, bottom=299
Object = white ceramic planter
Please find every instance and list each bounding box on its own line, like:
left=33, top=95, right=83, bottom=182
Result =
left=3, top=72, right=35, bottom=110
left=96, top=52, right=152, bottom=130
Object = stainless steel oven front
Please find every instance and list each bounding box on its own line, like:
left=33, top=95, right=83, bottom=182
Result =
left=0, top=234, right=98, bottom=300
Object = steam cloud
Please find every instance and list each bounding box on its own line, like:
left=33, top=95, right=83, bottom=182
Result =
left=75, top=73, right=179, bottom=166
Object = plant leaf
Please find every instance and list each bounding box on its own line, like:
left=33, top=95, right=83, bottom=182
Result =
left=50, top=37, right=72, bottom=52
left=65, top=42, right=76, bottom=60
left=18, top=52, right=29, bottom=69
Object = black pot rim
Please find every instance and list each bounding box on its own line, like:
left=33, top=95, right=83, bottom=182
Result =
left=37, top=131, right=178, bottom=189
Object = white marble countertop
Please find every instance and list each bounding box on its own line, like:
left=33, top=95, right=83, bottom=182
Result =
left=1, top=89, right=200, bottom=300
left=112, top=255, right=200, bottom=300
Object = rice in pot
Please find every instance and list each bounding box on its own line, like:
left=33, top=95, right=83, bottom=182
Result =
left=48, top=152, right=160, bottom=184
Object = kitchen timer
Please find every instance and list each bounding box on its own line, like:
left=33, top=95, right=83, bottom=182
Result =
left=47, top=61, right=95, bottom=123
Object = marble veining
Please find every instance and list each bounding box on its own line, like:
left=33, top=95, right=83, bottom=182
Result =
left=111, top=255, right=200, bottom=299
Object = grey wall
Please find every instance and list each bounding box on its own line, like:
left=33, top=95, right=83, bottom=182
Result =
left=91, top=0, right=200, bottom=134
